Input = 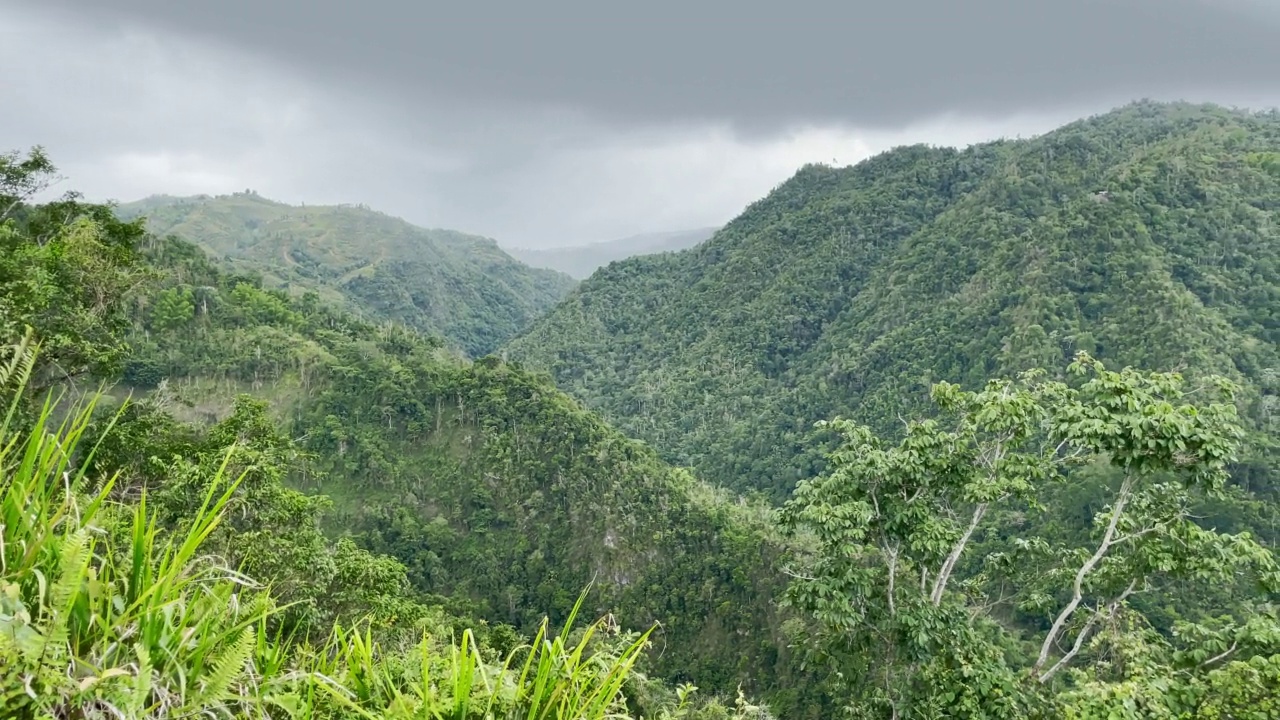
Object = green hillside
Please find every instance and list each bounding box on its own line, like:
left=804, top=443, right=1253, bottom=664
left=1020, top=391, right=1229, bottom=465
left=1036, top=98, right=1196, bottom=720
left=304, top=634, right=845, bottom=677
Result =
left=117, top=193, right=576, bottom=357
left=508, top=227, right=718, bottom=279
left=4, top=161, right=810, bottom=715
left=3, top=150, right=786, bottom=718
left=507, top=101, right=1280, bottom=501
left=6, top=136, right=1280, bottom=717
left=116, top=238, right=812, bottom=705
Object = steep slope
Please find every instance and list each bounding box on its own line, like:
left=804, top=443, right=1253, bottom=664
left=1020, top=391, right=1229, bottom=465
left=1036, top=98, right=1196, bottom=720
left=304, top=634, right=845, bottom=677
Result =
left=118, top=193, right=576, bottom=357
left=1, top=153, right=800, bottom=718
left=508, top=101, right=1280, bottom=500
left=118, top=238, right=823, bottom=716
left=507, top=227, right=718, bottom=279
left=10, top=142, right=1279, bottom=718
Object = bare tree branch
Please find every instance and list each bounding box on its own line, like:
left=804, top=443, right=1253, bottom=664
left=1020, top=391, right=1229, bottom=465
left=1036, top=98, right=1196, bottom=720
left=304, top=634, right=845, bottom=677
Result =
left=931, top=502, right=988, bottom=605
left=1035, top=474, right=1135, bottom=678
left=1039, top=578, right=1138, bottom=684
left=779, top=566, right=817, bottom=582
left=1039, top=608, right=1104, bottom=683
left=1200, top=641, right=1239, bottom=669
left=887, top=546, right=898, bottom=617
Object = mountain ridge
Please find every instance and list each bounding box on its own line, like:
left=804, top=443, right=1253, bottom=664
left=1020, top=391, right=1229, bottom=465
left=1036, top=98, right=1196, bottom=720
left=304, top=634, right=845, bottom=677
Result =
left=507, top=100, right=1280, bottom=499
left=7, top=99, right=1280, bottom=718
left=117, top=191, right=576, bottom=357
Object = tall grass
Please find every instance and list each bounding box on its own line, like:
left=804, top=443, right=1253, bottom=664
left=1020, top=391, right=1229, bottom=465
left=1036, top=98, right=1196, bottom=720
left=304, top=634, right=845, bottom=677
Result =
left=1, top=333, right=275, bottom=718
left=0, top=334, right=662, bottom=719
left=304, top=593, right=653, bottom=719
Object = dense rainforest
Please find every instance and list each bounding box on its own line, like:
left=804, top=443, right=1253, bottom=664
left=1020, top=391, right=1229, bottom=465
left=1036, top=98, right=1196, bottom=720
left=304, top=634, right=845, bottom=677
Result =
left=3, top=99, right=1280, bottom=718
left=2, top=147, right=804, bottom=718
left=117, top=193, right=576, bottom=357
left=509, top=101, right=1280, bottom=504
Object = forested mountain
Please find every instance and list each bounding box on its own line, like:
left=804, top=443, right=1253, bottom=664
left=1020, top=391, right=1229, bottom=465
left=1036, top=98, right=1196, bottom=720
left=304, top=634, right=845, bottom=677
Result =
left=507, top=227, right=718, bottom=279
left=6, top=102, right=1280, bottom=719
left=117, top=193, right=576, bottom=357
left=508, top=101, right=1280, bottom=502
left=112, top=238, right=815, bottom=711
left=121, top=236, right=808, bottom=703
left=7, top=156, right=809, bottom=716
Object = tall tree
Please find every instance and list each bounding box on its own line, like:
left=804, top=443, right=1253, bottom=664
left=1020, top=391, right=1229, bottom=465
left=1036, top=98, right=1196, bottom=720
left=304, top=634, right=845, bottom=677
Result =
left=0, top=147, right=148, bottom=393
left=783, top=354, right=1280, bottom=718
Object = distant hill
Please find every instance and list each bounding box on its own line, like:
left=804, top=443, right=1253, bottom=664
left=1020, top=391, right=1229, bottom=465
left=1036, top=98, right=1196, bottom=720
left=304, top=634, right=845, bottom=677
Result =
left=507, top=227, right=718, bottom=279
left=117, top=193, right=576, bottom=357
left=508, top=101, right=1280, bottom=500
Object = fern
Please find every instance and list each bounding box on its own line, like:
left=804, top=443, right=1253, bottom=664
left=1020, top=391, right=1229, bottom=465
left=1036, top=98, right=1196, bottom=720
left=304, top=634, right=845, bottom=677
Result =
left=196, top=624, right=255, bottom=706
left=39, top=527, right=89, bottom=664
left=0, top=328, right=37, bottom=427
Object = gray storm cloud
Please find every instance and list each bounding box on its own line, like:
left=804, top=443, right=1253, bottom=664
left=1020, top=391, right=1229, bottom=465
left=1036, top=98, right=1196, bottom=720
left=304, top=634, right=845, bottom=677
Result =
left=28, top=0, right=1280, bottom=129
left=3, top=0, right=1280, bottom=247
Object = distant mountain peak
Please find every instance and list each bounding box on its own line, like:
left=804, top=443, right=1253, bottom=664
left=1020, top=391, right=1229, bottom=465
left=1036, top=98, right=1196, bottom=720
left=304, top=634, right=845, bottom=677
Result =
left=116, top=193, right=575, bottom=356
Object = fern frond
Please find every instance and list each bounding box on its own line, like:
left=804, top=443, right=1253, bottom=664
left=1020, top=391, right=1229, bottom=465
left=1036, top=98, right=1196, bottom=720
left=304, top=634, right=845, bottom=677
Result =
left=0, top=327, right=38, bottom=438
left=196, top=625, right=255, bottom=706
left=43, top=528, right=90, bottom=655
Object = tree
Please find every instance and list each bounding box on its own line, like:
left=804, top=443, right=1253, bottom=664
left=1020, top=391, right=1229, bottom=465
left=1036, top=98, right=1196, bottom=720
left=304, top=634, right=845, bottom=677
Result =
left=782, top=353, right=1280, bottom=718
left=0, top=147, right=149, bottom=393
left=0, top=146, right=57, bottom=221
left=150, top=287, right=195, bottom=332
left=149, top=395, right=338, bottom=632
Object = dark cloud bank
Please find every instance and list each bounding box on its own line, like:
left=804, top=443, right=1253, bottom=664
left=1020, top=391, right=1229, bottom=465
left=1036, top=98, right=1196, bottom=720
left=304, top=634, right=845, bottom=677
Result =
left=35, top=0, right=1280, bottom=128
left=6, top=0, right=1280, bottom=246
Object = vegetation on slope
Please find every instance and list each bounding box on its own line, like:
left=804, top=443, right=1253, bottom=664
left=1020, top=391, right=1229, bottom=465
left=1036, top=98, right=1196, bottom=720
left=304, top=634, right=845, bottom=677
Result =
left=783, top=356, right=1280, bottom=717
left=508, top=228, right=718, bottom=280
left=8, top=96, right=1280, bottom=719
left=507, top=101, right=1280, bottom=502
left=2, top=148, right=773, bottom=718
left=0, top=342, right=750, bottom=719
left=118, top=192, right=576, bottom=357
left=5, top=147, right=809, bottom=715
left=114, top=235, right=808, bottom=711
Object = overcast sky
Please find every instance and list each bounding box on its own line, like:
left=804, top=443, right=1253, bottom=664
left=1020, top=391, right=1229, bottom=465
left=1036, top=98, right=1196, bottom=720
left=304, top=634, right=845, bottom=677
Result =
left=4, top=1, right=1280, bottom=248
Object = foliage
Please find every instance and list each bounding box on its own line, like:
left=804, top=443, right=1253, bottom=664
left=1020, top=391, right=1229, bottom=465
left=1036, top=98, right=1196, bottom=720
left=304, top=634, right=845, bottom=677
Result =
left=508, top=101, right=1280, bottom=503
left=116, top=192, right=576, bottom=357
left=93, top=229, right=811, bottom=713
left=0, top=337, right=763, bottom=718
left=2, top=156, right=787, bottom=716
left=782, top=353, right=1280, bottom=717
left=505, top=103, right=1280, bottom=712
left=0, top=337, right=282, bottom=717
left=10, top=98, right=1280, bottom=718
left=0, top=148, right=150, bottom=393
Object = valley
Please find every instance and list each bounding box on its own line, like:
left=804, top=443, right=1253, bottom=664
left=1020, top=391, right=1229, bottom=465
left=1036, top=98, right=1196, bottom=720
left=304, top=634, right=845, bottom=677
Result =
left=3, top=100, right=1280, bottom=718
left=507, top=227, right=719, bottom=279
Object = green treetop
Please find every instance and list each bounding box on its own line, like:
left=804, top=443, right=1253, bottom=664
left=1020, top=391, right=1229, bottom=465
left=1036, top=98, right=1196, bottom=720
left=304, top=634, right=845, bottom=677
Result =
left=783, top=353, right=1280, bottom=718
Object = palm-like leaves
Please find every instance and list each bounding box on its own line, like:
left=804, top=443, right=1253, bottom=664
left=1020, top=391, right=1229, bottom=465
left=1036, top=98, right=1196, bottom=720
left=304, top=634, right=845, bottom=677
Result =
left=1, top=338, right=664, bottom=719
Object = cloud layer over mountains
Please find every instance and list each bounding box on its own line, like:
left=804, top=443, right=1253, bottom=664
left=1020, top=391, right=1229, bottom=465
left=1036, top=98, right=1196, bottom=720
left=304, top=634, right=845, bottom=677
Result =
left=4, top=0, right=1279, bottom=246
